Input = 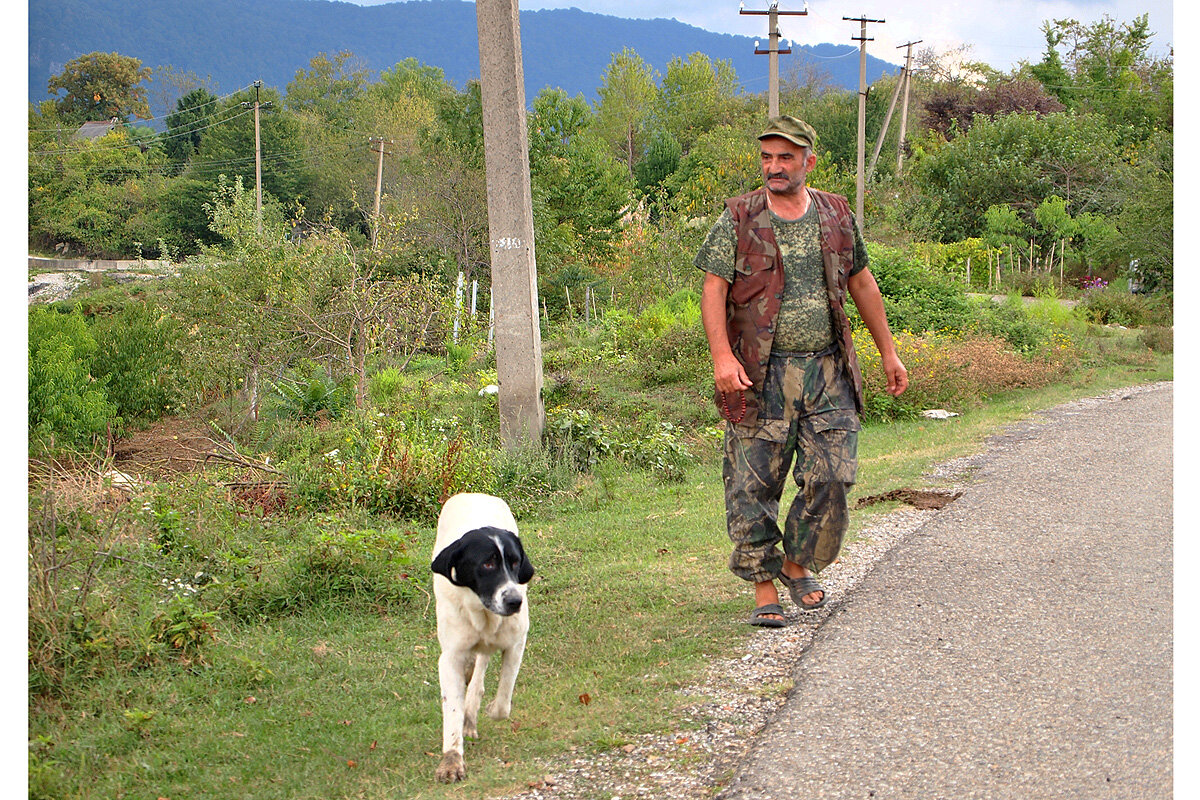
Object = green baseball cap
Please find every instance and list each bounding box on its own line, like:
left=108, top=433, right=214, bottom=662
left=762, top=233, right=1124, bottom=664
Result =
left=758, top=115, right=817, bottom=148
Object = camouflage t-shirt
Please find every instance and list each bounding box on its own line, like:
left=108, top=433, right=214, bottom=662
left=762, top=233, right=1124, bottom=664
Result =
left=695, top=198, right=869, bottom=353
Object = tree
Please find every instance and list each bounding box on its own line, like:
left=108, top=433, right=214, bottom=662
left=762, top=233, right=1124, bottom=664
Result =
left=1110, top=132, right=1172, bottom=290
left=633, top=127, right=682, bottom=198
left=656, top=53, right=742, bottom=154
left=593, top=48, right=658, bottom=178
left=28, top=125, right=165, bottom=258
left=1032, top=194, right=1077, bottom=263
left=386, top=145, right=490, bottom=286
left=662, top=123, right=759, bottom=217
left=375, top=58, right=455, bottom=105
left=1028, top=21, right=1074, bottom=108
left=47, top=52, right=152, bottom=123
left=897, top=111, right=1123, bottom=242
left=285, top=51, right=370, bottom=126
left=528, top=89, right=631, bottom=264
left=430, top=80, right=485, bottom=167
left=284, top=53, right=379, bottom=234
left=175, top=177, right=304, bottom=423
left=281, top=245, right=449, bottom=407
left=1029, top=15, right=1172, bottom=140
left=164, top=88, right=219, bottom=165
left=923, top=78, right=1064, bottom=138
left=149, top=65, right=215, bottom=121
left=187, top=85, right=310, bottom=208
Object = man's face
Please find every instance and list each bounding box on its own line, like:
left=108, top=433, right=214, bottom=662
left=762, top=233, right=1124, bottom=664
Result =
left=760, top=136, right=817, bottom=197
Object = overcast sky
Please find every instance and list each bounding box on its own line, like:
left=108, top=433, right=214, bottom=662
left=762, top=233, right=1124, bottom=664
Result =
left=348, top=0, right=1174, bottom=71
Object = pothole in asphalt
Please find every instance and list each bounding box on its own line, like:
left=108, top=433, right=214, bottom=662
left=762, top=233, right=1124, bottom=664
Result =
left=852, top=488, right=963, bottom=510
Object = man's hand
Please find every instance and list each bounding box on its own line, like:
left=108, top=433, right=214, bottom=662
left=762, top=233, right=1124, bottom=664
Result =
left=713, top=352, right=753, bottom=395
left=881, top=352, right=908, bottom=397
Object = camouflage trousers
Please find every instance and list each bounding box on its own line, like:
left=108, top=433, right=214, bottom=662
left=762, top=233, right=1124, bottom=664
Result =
left=723, top=349, right=860, bottom=584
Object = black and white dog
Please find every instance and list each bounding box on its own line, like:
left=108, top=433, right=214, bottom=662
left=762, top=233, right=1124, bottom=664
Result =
left=429, top=492, right=535, bottom=783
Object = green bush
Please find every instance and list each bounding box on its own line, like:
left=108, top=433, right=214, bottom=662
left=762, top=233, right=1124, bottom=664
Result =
left=545, top=408, right=613, bottom=472
left=616, top=421, right=693, bottom=483
left=861, top=244, right=978, bottom=334
left=1077, top=286, right=1173, bottom=327
left=219, top=522, right=424, bottom=620
left=544, top=408, right=695, bottom=482
left=28, top=306, right=116, bottom=452
left=90, top=302, right=184, bottom=426
left=970, top=296, right=1058, bottom=355
left=293, top=527, right=421, bottom=606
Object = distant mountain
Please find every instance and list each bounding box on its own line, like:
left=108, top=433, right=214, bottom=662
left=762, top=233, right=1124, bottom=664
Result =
left=28, top=0, right=900, bottom=116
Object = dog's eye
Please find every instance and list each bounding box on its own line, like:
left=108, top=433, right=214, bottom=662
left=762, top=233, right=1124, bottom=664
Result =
left=482, top=559, right=497, bottom=571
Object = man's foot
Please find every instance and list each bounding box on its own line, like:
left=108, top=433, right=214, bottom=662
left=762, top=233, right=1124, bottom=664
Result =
left=749, top=603, right=787, bottom=627
left=752, top=579, right=785, bottom=625
left=780, top=561, right=826, bottom=609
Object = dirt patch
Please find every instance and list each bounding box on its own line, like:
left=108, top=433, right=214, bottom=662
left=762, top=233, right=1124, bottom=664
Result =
left=853, top=488, right=963, bottom=510
left=111, top=416, right=220, bottom=477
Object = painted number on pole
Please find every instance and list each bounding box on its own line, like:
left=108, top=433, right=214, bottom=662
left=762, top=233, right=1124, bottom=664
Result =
left=492, top=237, right=523, bottom=251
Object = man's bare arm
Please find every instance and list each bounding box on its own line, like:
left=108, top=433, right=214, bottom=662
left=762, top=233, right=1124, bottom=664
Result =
left=701, top=271, right=753, bottom=394
left=848, top=267, right=908, bottom=397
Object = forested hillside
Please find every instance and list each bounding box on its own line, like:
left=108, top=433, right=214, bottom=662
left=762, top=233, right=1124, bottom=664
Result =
left=29, top=0, right=897, bottom=111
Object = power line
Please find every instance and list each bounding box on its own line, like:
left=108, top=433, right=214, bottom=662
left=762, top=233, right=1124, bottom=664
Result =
left=27, top=82, right=260, bottom=133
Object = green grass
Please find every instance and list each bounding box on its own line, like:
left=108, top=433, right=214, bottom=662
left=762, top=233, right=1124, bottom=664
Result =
left=29, top=349, right=1172, bottom=800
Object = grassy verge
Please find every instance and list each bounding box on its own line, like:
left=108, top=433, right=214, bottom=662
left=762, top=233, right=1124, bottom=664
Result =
left=28, top=353, right=1171, bottom=800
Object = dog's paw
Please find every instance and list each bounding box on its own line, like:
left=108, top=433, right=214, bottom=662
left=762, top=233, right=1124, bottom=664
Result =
left=486, top=699, right=512, bottom=720
left=435, top=751, right=466, bottom=783
left=463, top=719, right=478, bottom=739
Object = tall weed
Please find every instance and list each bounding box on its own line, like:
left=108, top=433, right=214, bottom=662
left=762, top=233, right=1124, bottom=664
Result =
left=289, top=413, right=492, bottom=521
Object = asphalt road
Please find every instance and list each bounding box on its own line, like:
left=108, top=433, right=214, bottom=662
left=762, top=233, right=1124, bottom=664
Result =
left=718, top=383, right=1173, bottom=800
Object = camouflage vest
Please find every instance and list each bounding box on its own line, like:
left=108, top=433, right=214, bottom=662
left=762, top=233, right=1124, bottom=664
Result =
left=717, top=186, right=865, bottom=425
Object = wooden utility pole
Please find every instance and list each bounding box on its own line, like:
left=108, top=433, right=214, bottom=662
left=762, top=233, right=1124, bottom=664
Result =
left=741, top=2, right=807, bottom=118
left=240, top=80, right=271, bottom=234
left=866, top=39, right=920, bottom=183
left=369, top=137, right=393, bottom=248
left=844, top=15, right=884, bottom=224
left=475, top=0, right=545, bottom=448
left=866, top=65, right=904, bottom=183
left=896, top=40, right=919, bottom=175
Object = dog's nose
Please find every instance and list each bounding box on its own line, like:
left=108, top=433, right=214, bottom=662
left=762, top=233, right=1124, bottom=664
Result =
left=501, top=592, right=523, bottom=615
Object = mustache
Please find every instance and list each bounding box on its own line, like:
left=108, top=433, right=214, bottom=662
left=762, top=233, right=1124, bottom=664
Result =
left=766, top=172, right=789, bottom=180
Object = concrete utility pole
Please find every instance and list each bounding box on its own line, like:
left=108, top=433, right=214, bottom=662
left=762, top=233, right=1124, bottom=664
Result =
left=896, top=40, right=919, bottom=176
left=741, top=2, right=807, bottom=119
left=475, top=0, right=545, bottom=448
left=240, top=80, right=271, bottom=234
left=369, top=136, right=393, bottom=248
left=844, top=15, right=884, bottom=225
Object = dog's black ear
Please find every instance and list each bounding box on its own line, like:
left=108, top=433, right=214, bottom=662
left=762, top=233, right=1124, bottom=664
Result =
left=512, top=536, right=535, bottom=584
left=431, top=540, right=467, bottom=585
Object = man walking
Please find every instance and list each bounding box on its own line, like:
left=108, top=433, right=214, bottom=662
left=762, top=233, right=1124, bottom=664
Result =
left=697, top=116, right=908, bottom=627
